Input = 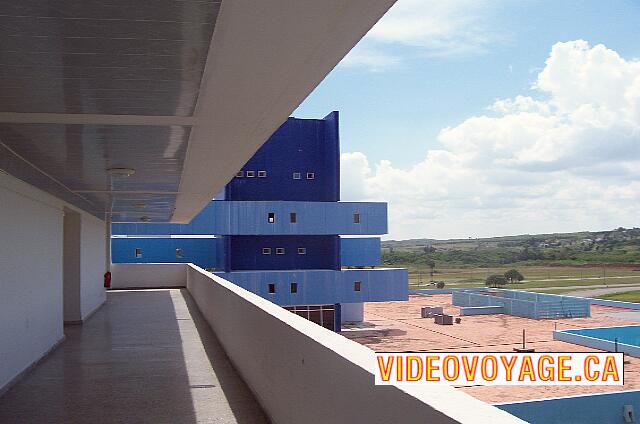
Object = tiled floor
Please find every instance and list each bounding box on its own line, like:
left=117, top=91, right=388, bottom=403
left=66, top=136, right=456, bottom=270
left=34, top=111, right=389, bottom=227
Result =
left=0, top=289, right=269, bottom=424
left=342, top=294, right=640, bottom=403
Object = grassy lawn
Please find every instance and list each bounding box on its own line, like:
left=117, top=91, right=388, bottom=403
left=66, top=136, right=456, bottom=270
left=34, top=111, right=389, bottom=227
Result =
left=597, top=290, right=640, bottom=303
left=407, top=265, right=640, bottom=290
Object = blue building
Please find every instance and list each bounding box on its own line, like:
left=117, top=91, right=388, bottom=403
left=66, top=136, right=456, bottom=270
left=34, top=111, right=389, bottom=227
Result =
left=112, top=112, right=408, bottom=330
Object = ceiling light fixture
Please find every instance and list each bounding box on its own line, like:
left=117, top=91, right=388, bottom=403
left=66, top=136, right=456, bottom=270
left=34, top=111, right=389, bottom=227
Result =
left=107, top=167, right=135, bottom=177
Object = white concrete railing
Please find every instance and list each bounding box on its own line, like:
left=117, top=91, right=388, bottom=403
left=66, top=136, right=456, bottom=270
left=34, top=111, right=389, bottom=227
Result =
left=110, top=263, right=187, bottom=289
left=186, top=264, right=524, bottom=424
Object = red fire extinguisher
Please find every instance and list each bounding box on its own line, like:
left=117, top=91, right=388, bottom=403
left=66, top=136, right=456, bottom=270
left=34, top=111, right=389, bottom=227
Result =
left=104, top=271, right=111, bottom=289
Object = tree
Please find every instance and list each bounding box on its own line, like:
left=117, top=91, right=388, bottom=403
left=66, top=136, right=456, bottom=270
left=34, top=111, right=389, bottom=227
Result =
left=504, top=269, right=524, bottom=284
left=485, top=274, right=508, bottom=288
left=427, top=260, right=436, bottom=281
left=436, top=281, right=445, bottom=289
left=518, top=246, right=530, bottom=261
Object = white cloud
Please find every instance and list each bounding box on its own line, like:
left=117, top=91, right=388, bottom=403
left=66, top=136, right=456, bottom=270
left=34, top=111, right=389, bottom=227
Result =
left=340, top=0, right=503, bottom=70
left=368, top=0, right=498, bottom=56
left=341, top=40, right=640, bottom=240
left=339, top=46, right=401, bottom=72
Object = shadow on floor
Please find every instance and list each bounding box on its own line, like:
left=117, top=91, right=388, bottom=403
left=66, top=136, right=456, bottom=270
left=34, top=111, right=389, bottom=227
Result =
left=0, top=289, right=268, bottom=424
left=179, top=289, right=270, bottom=424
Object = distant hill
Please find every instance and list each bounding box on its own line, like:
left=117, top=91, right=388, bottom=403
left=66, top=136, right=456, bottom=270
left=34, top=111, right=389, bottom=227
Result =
left=381, top=227, right=640, bottom=267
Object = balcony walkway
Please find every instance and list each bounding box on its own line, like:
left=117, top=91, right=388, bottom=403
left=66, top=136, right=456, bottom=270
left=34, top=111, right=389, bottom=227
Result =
left=0, top=289, right=269, bottom=424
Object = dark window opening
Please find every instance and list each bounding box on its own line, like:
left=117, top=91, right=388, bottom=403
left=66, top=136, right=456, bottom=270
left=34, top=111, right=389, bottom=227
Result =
left=283, top=305, right=335, bottom=331
left=268, top=283, right=276, bottom=294
left=236, top=171, right=243, bottom=177
left=135, top=248, right=142, bottom=258
left=176, top=248, right=183, bottom=258
left=262, top=247, right=272, bottom=255
left=354, top=281, right=361, bottom=292
left=353, top=213, right=361, bottom=224
left=276, top=247, right=285, bottom=255
left=307, top=172, right=315, bottom=180
left=246, top=171, right=255, bottom=177
left=298, top=247, right=306, bottom=255
left=258, top=170, right=267, bottom=177
left=290, top=212, right=297, bottom=223
left=293, top=172, right=301, bottom=179
left=268, top=212, right=275, bottom=223
left=290, top=283, right=298, bottom=294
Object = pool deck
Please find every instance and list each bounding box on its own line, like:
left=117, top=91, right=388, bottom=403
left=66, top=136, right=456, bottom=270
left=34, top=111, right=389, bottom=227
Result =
left=341, top=294, right=640, bottom=403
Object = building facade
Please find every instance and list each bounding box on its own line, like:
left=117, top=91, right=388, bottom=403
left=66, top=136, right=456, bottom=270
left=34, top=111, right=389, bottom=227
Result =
left=112, top=112, right=407, bottom=330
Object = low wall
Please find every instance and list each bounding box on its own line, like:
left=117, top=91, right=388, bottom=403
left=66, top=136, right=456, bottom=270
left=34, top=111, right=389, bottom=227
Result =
left=110, top=263, right=186, bottom=289
left=460, top=306, right=505, bottom=316
left=452, top=291, right=535, bottom=317
left=452, top=290, right=590, bottom=319
left=409, top=289, right=455, bottom=295
left=186, top=264, right=524, bottom=424
left=497, top=390, right=640, bottom=424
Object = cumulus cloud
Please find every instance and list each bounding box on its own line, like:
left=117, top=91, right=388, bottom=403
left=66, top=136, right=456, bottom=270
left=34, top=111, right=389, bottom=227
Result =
left=341, top=41, right=640, bottom=240
left=340, top=0, right=503, bottom=70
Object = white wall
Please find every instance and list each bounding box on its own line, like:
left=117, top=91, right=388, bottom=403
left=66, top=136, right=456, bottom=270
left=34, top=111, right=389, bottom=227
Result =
left=80, top=214, right=106, bottom=319
left=0, top=172, right=106, bottom=391
left=187, top=265, right=525, bottom=424
left=111, top=263, right=186, bottom=289
left=0, top=173, right=64, bottom=390
left=341, top=302, right=364, bottom=323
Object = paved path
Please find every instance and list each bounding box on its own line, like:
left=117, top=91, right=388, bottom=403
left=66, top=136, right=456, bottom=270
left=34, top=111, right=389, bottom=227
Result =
left=522, top=275, right=640, bottom=283
left=0, top=289, right=268, bottom=424
left=525, top=283, right=640, bottom=291
left=563, top=285, right=640, bottom=298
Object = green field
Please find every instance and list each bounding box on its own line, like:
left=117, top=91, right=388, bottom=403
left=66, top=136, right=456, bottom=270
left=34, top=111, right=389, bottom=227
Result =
left=406, top=265, right=640, bottom=290
left=597, top=290, right=640, bottom=303
left=383, top=228, right=640, bottom=291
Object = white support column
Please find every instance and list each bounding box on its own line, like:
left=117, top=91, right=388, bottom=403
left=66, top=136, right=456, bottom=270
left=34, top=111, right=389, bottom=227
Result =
left=105, top=213, right=111, bottom=272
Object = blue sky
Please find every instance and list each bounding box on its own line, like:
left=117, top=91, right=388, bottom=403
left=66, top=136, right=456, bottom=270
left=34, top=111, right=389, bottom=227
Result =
left=294, top=0, right=640, bottom=240
left=296, top=0, right=640, bottom=167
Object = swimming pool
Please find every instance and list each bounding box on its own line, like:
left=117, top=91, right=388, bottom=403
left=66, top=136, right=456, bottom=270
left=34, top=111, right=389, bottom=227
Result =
left=554, top=325, right=640, bottom=357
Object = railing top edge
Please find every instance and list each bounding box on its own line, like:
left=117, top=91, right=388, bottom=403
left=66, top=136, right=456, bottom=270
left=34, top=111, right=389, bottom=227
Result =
left=185, top=264, right=524, bottom=423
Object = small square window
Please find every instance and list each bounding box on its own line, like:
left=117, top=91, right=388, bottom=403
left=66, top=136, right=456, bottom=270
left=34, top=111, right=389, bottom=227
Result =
left=290, top=212, right=297, bottom=223
left=353, top=213, right=361, bottom=224
left=258, top=170, right=267, bottom=178
left=290, top=282, right=298, bottom=294
left=268, top=212, right=275, bottom=223
left=262, top=247, right=272, bottom=255
left=298, top=247, right=306, bottom=255
left=354, top=281, right=361, bottom=292
left=235, top=171, right=244, bottom=178
left=293, top=172, right=301, bottom=180
left=268, top=283, right=276, bottom=294
left=135, top=248, right=142, bottom=258
left=306, top=172, right=315, bottom=180
left=176, top=248, right=183, bottom=258
left=246, top=171, right=255, bottom=177
left=276, top=247, right=285, bottom=255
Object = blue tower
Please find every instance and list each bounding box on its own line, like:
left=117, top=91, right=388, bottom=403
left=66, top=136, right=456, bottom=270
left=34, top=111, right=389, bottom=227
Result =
left=112, top=112, right=408, bottom=330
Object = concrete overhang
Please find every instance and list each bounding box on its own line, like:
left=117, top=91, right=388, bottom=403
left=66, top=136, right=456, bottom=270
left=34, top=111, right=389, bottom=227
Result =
left=0, top=0, right=395, bottom=223
left=173, top=0, right=395, bottom=222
